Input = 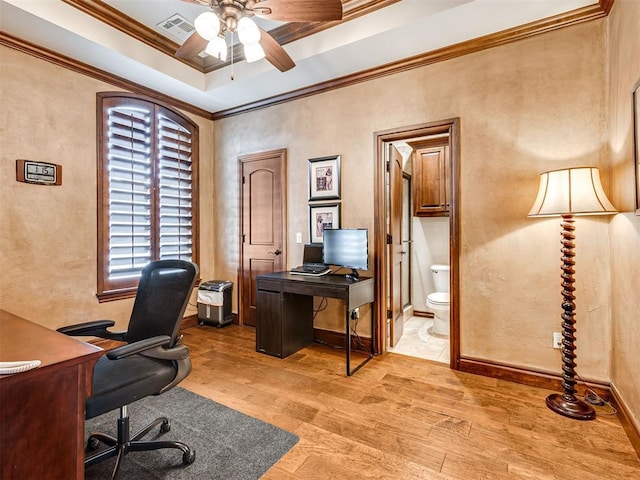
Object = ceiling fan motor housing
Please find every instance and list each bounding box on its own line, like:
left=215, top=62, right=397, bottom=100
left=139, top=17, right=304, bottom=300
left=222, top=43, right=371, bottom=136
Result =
left=213, top=0, right=256, bottom=32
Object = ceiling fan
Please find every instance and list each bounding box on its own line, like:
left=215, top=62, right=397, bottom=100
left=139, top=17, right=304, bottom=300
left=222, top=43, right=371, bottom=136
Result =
left=176, top=0, right=344, bottom=72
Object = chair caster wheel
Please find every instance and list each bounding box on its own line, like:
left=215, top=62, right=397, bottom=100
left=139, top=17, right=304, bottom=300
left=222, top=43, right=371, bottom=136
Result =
left=160, top=419, right=171, bottom=433
left=183, top=450, right=196, bottom=465
left=86, top=438, right=100, bottom=452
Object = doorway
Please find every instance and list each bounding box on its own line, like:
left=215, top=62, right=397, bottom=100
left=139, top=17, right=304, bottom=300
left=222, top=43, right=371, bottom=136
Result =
left=373, top=119, right=460, bottom=370
left=238, top=149, right=287, bottom=327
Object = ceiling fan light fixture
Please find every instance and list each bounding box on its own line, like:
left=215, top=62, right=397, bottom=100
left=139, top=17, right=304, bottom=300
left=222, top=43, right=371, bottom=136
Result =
left=244, top=42, right=265, bottom=63
left=205, top=36, right=228, bottom=61
left=194, top=11, right=220, bottom=41
left=237, top=17, right=261, bottom=45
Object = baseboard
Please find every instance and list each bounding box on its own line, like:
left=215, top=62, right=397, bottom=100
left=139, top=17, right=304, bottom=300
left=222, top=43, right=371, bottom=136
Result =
left=313, top=327, right=372, bottom=353
left=181, top=313, right=199, bottom=329
left=413, top=309, right=434, bottom=318
left=459, top=357, right=610, bottom=402
left=610, top=383, right=640, bottom=459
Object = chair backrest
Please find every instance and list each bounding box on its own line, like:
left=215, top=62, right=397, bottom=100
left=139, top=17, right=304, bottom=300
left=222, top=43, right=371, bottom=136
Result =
left=125, top=260, right=198, bottom=345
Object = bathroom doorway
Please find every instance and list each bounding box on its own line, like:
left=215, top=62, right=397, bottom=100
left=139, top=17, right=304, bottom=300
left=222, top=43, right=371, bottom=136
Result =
left=373, top=119, right=460, bottom=369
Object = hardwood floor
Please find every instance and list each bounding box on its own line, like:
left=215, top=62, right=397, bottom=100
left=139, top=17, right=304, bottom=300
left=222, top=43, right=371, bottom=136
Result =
left=179, top=325, right=640, bottom=479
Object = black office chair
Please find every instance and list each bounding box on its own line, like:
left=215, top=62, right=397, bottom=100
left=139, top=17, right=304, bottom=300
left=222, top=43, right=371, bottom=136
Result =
left=58, top=259, right=198, bottom=479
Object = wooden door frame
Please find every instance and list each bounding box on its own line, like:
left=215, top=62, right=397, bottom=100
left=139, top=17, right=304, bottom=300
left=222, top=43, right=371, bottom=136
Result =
left=373, top=119, right=461, bottom=370
left=238, top=148, right=288, bottom=326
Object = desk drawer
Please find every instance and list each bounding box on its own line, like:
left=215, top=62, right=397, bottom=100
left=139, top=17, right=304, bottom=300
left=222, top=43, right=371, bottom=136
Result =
left=280, top=282, right=342, bottom=299
left=257, top=278, right=282, bottom=293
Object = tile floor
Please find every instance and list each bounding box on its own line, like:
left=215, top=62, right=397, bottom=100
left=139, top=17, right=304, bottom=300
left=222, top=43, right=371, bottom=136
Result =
left=388, top=316, right=449, bottom=363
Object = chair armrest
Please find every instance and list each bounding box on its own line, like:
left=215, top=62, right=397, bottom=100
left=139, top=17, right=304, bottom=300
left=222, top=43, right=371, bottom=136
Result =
left=56, top=320, right=126, bottom=340
left=106, top=335, right=171, bottom=360
left=154, top=337, right=192, bottom=393
left=142, top=343, right=190, bottom=361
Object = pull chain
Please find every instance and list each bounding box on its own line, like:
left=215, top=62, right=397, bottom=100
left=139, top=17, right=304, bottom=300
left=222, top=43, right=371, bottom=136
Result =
left=230, top=31, right=235, bottom=81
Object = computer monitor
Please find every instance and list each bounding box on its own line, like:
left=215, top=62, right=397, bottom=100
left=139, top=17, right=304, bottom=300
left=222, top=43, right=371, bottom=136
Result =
left=322, top=228, right=368, bottom=279
left=302, top=243, right=324, bottom=266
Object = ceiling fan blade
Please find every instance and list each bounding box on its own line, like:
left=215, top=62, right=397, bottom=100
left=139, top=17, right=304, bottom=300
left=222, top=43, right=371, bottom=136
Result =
left=253, top=0, right=343, bottom=22
left=259, top=27, right=295, bottom=72
left=180, top=0, right=210, bottom=5
left=176, top=32, right=208, bottom=59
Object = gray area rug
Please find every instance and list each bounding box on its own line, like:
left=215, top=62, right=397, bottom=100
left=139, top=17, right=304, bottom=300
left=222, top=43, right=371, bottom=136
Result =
left=84, top=387, right=298, bottom=479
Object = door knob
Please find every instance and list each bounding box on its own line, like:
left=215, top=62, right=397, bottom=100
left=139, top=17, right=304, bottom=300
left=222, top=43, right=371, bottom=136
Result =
left=268, top=249, right=282, bottom=255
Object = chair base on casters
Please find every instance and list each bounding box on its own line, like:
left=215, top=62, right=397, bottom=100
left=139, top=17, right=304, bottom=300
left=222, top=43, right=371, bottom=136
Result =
left=86, top=405, right=196, bottom=479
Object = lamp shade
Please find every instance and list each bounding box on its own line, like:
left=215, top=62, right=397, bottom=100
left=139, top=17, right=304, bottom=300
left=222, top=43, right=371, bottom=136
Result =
left=194, top=11, right=220, bottom=41
left=237, top=17, right=261, bottom=45
left=205, top=36, right=228, bottom=61
left=528, top=167, right=617, bottom=217
left=244, top=42, right=265, bottom=63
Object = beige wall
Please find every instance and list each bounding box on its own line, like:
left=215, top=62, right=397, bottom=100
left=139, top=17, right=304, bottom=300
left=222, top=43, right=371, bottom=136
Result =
left=0, top=47, right=215, bottom=331
left=1, top=7, right=636, bottom=427
left=213, top=20, right=614, bottom=379
left=608, top=0, right=640, bottom=434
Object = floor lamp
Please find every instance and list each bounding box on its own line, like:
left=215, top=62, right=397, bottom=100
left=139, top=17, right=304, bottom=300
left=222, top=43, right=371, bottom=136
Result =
left=528, top=166, right=617, bottom=420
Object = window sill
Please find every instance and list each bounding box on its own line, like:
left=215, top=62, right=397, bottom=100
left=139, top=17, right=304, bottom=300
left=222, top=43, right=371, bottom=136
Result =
left=97, top=278, right=201, bottom=303
left=96, top=288, right=137, bottom=303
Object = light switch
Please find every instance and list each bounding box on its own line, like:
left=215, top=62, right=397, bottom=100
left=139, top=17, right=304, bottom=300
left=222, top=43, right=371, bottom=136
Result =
left=296, top=232, right=302, bottom=243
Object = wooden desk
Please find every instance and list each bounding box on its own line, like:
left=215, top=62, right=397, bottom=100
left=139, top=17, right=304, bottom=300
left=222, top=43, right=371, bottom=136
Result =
left=0, top=310, right=103, bottom=480
left=255, top=272, right=375, bottom=375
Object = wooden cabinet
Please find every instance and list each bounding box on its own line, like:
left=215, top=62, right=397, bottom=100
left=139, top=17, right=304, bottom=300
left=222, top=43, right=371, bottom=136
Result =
left=411, top=143, right=450, bottom=217
left=256, top=278, right=313, bottom=358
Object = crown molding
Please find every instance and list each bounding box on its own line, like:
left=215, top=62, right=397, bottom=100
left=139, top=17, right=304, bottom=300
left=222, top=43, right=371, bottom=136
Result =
left=61, top=0, right=204, bottom=70
left=0, top=31, right=213, bottom=120
left=2, top=1, right=613, bottom=120
left=212, top=1, right=612, bottom=119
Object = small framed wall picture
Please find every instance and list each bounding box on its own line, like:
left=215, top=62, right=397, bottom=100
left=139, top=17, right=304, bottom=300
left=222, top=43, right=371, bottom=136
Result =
left=309, top=203, right=341, bottom=243
left=309, top=155, right=340, bottom=201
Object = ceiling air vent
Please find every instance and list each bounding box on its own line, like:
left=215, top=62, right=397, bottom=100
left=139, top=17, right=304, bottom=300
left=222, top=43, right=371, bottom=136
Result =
left=157, top=14, right=195, bottom=42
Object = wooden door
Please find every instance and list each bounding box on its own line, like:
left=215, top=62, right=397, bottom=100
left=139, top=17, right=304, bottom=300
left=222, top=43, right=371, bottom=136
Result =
left=412, top=145, right=449, bottom=216
left=388, top=144, right=404, bottom=347
left=401, top=173, right=412, bottom=310
left=239, top=149, right=287, bottom=327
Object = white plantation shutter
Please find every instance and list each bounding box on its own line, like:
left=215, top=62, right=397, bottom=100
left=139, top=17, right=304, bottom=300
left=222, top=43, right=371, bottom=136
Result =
left=107, top=106, right=153, bottom=280
left=157, top=113, right=194, bottom=260
left=98, top=94, right=198, bottom=301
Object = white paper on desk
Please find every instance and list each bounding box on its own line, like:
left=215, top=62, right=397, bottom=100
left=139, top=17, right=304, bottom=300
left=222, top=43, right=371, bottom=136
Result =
left=197, top=290, right=223, bottom=306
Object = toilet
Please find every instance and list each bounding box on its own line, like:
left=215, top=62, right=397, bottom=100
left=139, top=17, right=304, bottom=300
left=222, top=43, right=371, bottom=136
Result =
left=426, top=264, right=450, bottom=336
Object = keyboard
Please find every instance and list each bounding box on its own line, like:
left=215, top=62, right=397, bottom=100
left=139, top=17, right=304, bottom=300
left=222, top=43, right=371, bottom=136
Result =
left=290, top=266, right=331, bottom=276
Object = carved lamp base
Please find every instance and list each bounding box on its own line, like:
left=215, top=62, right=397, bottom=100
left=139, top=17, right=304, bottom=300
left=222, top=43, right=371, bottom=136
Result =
left=546, top=393, right=595, bottom=421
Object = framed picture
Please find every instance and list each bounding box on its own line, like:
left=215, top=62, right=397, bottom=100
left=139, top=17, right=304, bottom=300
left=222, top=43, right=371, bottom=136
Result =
left=634, top=79, right=640, bottom=215
left=309, top=155, right=341, bottom=200
left=309, top=203, right=341, bottom=243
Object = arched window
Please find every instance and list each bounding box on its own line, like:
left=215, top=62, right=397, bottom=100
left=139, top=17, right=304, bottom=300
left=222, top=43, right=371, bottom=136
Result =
left=97, top=93, right=199, bottom=301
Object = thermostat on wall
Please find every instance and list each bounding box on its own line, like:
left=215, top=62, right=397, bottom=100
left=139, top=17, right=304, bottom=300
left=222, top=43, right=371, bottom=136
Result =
left=16, top=159, right=62, bottom=185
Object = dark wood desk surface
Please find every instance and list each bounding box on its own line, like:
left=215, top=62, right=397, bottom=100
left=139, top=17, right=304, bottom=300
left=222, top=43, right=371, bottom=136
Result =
left=257, top=271, right=374, bottom=310
left=0, top=310, right=102, bottom=377
left=0, top=309, right=103, bottom=479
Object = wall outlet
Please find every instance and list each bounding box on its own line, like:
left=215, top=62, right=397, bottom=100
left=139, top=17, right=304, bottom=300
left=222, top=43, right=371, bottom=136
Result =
left=553, top=332, right=562, bottom=349
left=296, top=232, right=302, bottom=243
